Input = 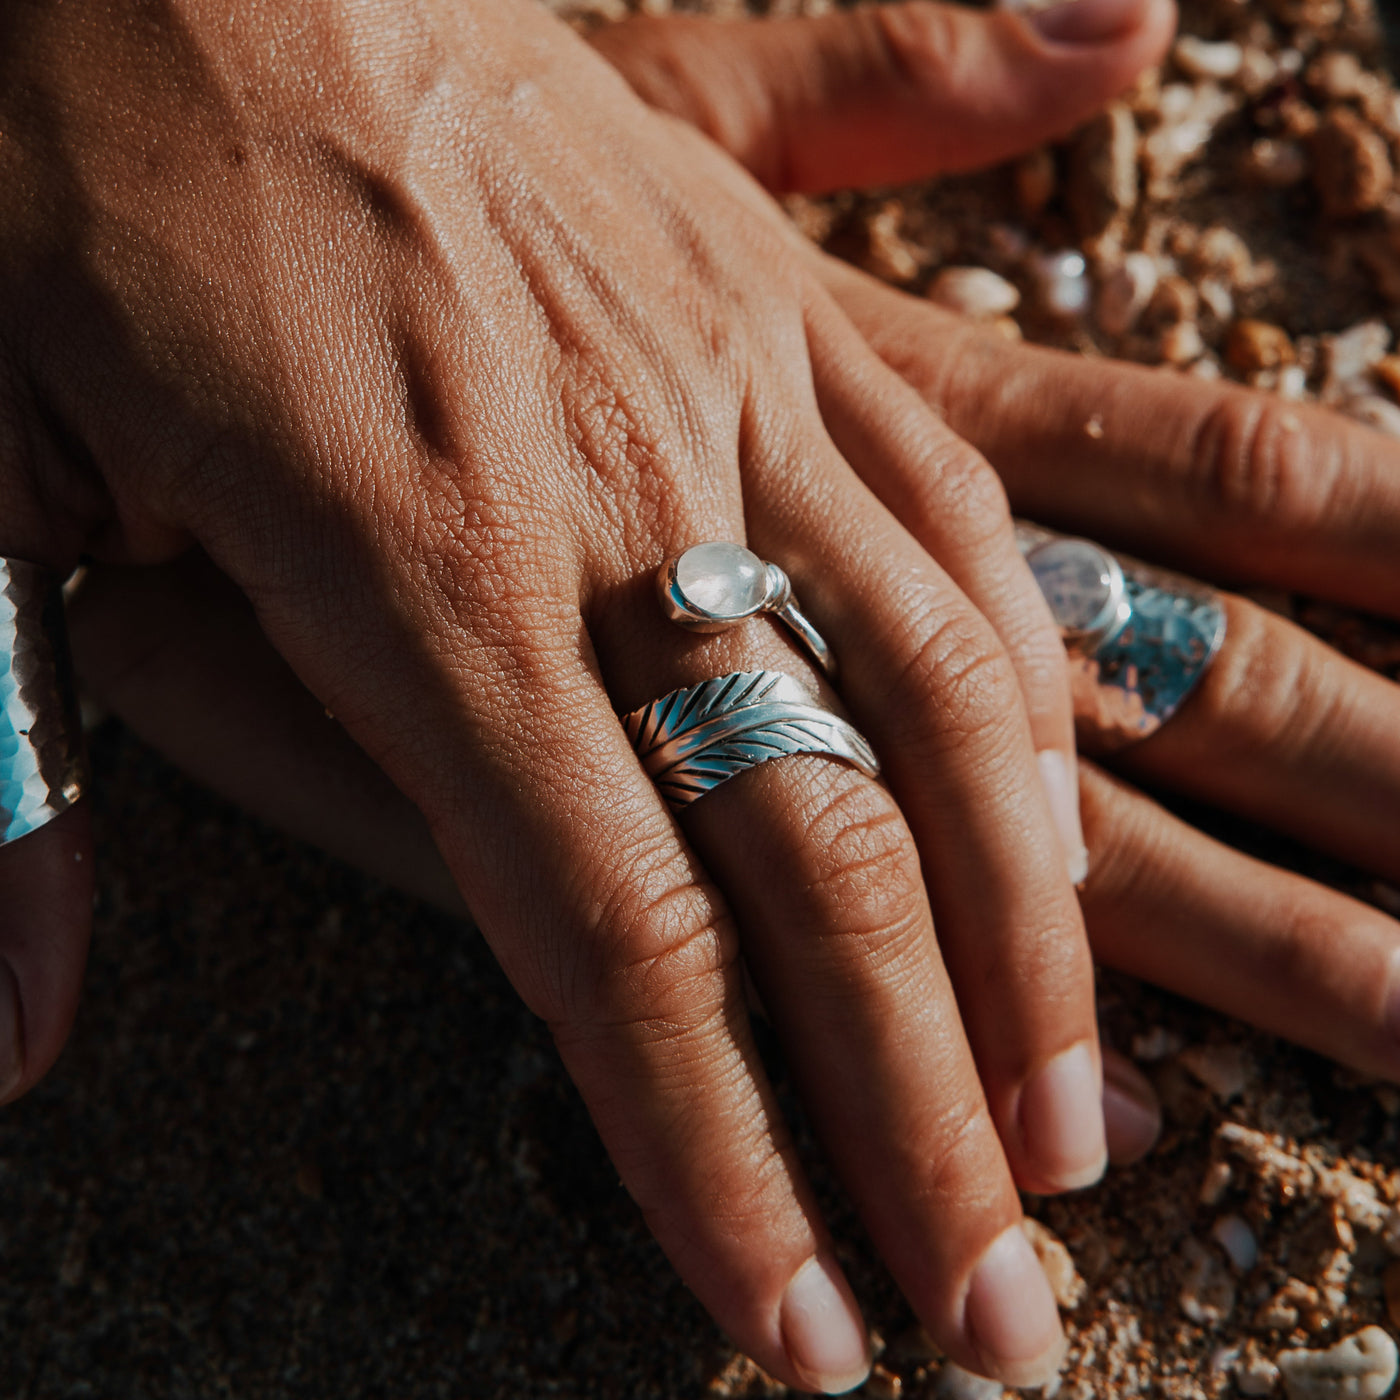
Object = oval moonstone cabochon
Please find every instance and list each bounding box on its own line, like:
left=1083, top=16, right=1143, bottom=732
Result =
left=1026, top=538, right=1121, bottom=638
left=673, top=542, right=768, bottom=620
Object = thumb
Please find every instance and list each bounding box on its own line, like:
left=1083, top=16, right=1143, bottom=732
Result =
left=591, top=0, right=1175, bottom=193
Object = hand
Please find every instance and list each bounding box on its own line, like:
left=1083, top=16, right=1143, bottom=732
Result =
left=0, top=0, right=1126, bottom=1390
left=591, top=4, right=1400, bottom=1085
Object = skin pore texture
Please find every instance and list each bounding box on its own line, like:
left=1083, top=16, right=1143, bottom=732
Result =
left=12, top=0, right=1400, bottom=1393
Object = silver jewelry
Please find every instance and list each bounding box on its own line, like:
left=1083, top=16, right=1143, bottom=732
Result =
left=0, top=559, right=85, bottom=845
left=658, top=542, right=837, bottom=681
left=1016, top=522, right=1226, bottom=750
left=622, top=670, right=879, bottom=810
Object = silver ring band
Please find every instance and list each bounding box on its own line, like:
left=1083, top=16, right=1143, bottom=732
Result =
left=1016, top=522, right=1226, bottom=749
left=622, top=670, right=879, bottom=810
left=658, top=543, right=837, bottom=681
left=1, top=559, right=85, bottom=845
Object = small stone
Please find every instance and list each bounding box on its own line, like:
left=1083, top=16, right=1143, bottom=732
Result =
left=1322, top=321, right=1393, bottom=400
left=1310, top=109, right=1393, bottom=219
left=1238, top=46, right=1282, bottom=97
left=1133, top=1026, right=1184, bottom=1061
left=1160, top=320, right=1205, bottom=365
left=864, top=1363, right=903, bottom=1399
left=1276, top=1327, right=1399, bottom=1400
left=1278, top=364, right=1309, bottom=399
left=1226, top=320, right=1297, bottom=372
left=1149, top=273, right=1199, bottom=325
left=1244, top=137, right=1310, bottom=187
left=1308, top=51, right=1368, bottom=102
left=1192, top=226, right=1255, bottom=284
left=1256, top=1279, right=1322, bottom=1332
left=1197, top=276, right=1234, bottom=322
left=1212, top=1213, right=1259, bottom=1271
left=1096, top=252, right=1160, bottom=336
left=861, top=200, right=922, bottom=282
left=1201, top=1160, right=1234, bottom=1206
left=1175, top=35, right=1244, bottom=80
left=1066, top=103, right=1139, bottom=238
left=1030, top=250, right=1091, bottom=319
left=1024, top=1218, right=1086, bottom=1309
left=1239, top=1354, right=1284, bottom=1396
left=1143, top=82, right=1239, bottom=197
left=927, top=267, right=1021, bottom=319
left=1015, top=147, right=1057, bottom=218
left=673, top=542, right=767, bottom=618
left=1179, top=1237, right=1235, bottom=1323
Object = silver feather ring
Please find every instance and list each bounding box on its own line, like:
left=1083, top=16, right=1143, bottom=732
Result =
left=621, top=670, right=880, bottom=810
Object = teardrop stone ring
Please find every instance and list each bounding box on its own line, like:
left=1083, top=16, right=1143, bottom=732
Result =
left=657, top=541, right=837, bottom=681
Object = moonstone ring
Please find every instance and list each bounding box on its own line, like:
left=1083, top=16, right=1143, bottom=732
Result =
left=0, top=559, right=86, bottom=846
left=658, top=542, right=837, bottom=681
left=1016, top=522, right=1226, bottom=749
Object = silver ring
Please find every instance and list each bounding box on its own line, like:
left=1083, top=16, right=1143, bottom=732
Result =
left=1016, top=522, right=1226, bottom=749
left=622, top=670, right=879, bottom=810
left=657, top=542, right=837, bottom=681
left=1, top=558, right=86, bottom=845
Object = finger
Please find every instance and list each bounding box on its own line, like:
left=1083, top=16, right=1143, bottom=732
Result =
left=1078, top=761, right=1400, bottom=1083
left=730, top=307, right=1105, bottom=1206
left=590, top=0, right=1174, bottom=194
left=807, top=301, right=1086, bottom=881
left=825, top=264, right=1400, bottom=615
left=1101, top=1047, right=1160, bottom=1165
left=68, top=557, right=466, bottom=917
left=1103, top=596, right=1400, bottom=885
left=0, top=802, right=94, bottom=1104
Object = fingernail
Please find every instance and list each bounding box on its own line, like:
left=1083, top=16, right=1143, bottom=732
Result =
left=1002, top=0, right=1147, bottom=45
left=964, top=1224, right=1068, bottom=1387
left=1037, top=750, right=1089, bottom=886
left=1102, top=1055, right=1162, bottom=1165
left=1019, top=1041, right=1107, bottom=1190
left=0, top=959, right=21, bottom=1102
left=780, top=1255, right=872, bottom=1395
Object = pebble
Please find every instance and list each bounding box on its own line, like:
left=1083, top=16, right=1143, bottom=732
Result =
left=1066, top=103, right=1139, bottom=237
left=1133, top=1026, right=1184, bottom=1061
left=1244, top=137, right=1310, bottom=187
left=1311, top=108, right=1393, bottom=219
left=1211, top=1213, right=1259, bottom=1271
left=1200, top=1159, right=1234, bottom=1206
left=1276, top=1326, right=1399, bottom=1400
left=1174, top=35, right=1244, bottom=80
left=861, top=201, right=922, bottom=283
left=926, top=267, right=1021, bottom=319
left=1178, top=1237, right=1236, bottom=1324
left=1197, top=276, right=1234, bottom=322
left=1238, top=46, right=1282, bottom=97
left=1279, top=364, right=1309, bottom=399
left=1143, top=82, right=1239, bottom=196
left=1309, top=50, right=1369, bottom=102
left=864, top=1363, right=903, bottom=1399
left=1024, top=1218, right=1086, bottom=1309
left=1322, top=320, right=1392, bottom=400
left=1015, top=146, right=1057, bottom=218
left=1160, top=320, right=1206, bottom=365
left=1030, top=250, right=1091, bottom=319
left=1226, top=320, right=1296, bottom=372
left=1239, top=1355, right=1284, bottom=1396
left=1096, top=252, right=1159, bottom=335
left=936, top=1362, right=1004, bottom=1400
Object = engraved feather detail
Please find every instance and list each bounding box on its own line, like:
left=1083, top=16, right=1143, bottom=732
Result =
left=622, top=670, right=880, bottom=809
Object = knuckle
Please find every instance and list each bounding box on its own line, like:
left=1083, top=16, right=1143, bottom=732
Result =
left=797, top=777, right=927, bottom=965
left=1189, top=391, right=1343, bottom=532
left=887, top=598, right=1022, bottom=756
left=874, top=2, right=970, bottom=91
left=552, top=844, right=741, bottom=1035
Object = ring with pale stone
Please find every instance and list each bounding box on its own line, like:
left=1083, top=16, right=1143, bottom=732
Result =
left=0, top=559, right=86, bottom=846
left=1016, top=522, right=1226, bottom=750
left=658, top=542, right=837, bottom=681
left=622, top=670, right=880, bottom=810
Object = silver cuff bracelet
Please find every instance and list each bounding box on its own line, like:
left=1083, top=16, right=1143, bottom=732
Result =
left=0, top=558, right=86, bottom=845
left=1016, top=522, right=1226, bottom=750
